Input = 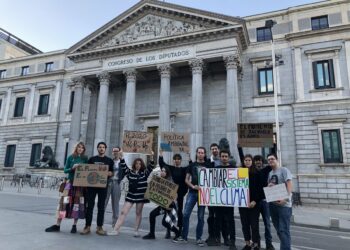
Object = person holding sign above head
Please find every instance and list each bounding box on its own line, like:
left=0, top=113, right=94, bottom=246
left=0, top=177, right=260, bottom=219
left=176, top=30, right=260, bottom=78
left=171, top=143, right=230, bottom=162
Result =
left=108, top=150, right=155, bottom=237
left=142, top=165, right=181, bottom=240
left=173, top=146, right=211, bottom=247
left=267, top=153, right=293, bottom=250
left=158, top=149, right=189, bottom=238
left=239, top=154, right=264, bottom=250
left=80, top=142, right=114, bottom=236
left=45, top=142, right=88, bottom=234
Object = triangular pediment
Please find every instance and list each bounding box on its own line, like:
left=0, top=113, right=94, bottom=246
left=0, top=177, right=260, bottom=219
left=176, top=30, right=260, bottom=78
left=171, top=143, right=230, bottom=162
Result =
left=67, top=0, right=247, bottom=59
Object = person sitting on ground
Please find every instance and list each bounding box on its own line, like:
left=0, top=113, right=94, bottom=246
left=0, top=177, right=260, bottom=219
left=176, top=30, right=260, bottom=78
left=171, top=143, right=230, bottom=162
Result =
left=142, top=165, right=181, bottom=240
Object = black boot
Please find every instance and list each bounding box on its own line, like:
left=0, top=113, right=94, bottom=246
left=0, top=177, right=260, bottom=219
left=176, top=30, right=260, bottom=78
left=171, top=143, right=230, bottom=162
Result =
left=165, top=228, right=171, bottom=239
left=142, top=233, right=155, bottom=240
left=70, top=225, right=77, bottom=234
left=45, top=224, right=60, bottom=232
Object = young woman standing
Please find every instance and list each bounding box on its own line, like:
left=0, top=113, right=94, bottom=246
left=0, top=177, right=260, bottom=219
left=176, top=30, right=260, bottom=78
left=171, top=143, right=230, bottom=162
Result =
left=239, top=154, right=263, bottom=250
left=108, top=150, right=155, bottom=237
left=45, top=142, right=88, bottom=233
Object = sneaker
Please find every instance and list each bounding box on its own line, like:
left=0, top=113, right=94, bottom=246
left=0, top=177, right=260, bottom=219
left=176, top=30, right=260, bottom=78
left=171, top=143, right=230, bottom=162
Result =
left=70, top=225, right=77, bottom=234
left=80, top=226, right=91, bottom=235
left=196, top=239, right=205, bottom=247
left=45, top=224, right=60, bottom=232
left=266, top=244, right=275, bottom=250
left=241, top=245, right=251, bottom=250
left=165, top=229, right=171, bottom=239
left=206, top=237, right=220, bottom=246
left=96, top=226, right=106, bottom=236
left=134, top=231, right=140, bottom=237
left=173, top=236, right=187, bottom=243
left=142, top=233, right=155, bottom=240
left=107, top=229, right=119, bottom=236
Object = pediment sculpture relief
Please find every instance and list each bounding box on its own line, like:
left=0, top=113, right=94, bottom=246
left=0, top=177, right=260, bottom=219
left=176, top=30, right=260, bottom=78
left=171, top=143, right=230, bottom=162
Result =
left=96, top=14, right=207, bottom=48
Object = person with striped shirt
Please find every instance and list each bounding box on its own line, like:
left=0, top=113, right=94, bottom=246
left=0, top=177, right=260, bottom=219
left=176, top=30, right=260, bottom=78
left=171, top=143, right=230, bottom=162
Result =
left=107, top=150, right=155, bottom=237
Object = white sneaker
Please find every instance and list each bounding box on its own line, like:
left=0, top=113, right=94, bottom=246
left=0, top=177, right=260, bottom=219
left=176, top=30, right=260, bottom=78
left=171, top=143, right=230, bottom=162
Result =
left=134, top=231, right=140, bottom=237
left=196, top=239, right=204, bottom=247
left=107, top=229, right=119, bottom=236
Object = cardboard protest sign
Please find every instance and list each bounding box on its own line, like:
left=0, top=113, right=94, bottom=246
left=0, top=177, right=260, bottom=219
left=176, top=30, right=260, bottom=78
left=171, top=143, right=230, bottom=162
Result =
left=73, top=164, right=108, bottom=188
left=198, top=168, right=249, bottom=207
left=160, top=132, right=190, bottom=153
left=238, top=123, right=274, bottom=147
left=144, top=175, right=178, bottom=209
left=122, top=130, right=153, bottom=154
left=263, top=183, right=290, bottom=202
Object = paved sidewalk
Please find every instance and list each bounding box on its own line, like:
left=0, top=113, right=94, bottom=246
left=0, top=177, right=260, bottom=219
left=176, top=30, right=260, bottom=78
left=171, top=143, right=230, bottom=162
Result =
left=1, top=183, right=349, bottom=231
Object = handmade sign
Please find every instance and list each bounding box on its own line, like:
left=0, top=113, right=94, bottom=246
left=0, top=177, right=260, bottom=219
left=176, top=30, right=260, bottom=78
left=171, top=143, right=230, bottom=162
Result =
left=198, top=168, right=249, bottom=207
left=73, top=164, right=108, bottom=188
left=144, top=175, right=178, bottom=209
left=122, top=130, right=153, bottom=154
left=160, top=132, right=190, bottom=153
left=237, top=123, right=274, bottom=147
left=263, top=183, right=290, bottom=202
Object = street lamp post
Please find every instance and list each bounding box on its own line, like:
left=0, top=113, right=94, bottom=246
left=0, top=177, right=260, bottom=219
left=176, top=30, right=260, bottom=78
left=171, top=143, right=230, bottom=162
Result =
left=266, top=19, right=282, bottom=165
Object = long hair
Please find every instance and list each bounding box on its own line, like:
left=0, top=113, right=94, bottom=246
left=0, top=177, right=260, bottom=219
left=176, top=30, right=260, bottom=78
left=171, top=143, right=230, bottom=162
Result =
left=196, top=146, right=208, bottom=162
left=161, top=165, right=172, bottom=180
left=132, top=158, right=146, bottom=172
left=243, top=154, right=258, bottom=173
left=72, top=142, right=86, bottom=158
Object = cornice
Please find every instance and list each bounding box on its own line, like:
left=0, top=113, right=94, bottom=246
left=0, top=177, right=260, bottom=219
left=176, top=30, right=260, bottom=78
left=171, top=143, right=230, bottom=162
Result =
left=286, top=24, right=350, bottom=41
left=68, top=27, right=245, bottom=63
left=0, top=69, right=66, bottom=83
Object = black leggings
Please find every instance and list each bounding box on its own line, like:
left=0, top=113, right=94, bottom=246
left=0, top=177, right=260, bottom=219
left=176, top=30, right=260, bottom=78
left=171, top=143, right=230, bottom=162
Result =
left=149, top=206, right=180, bottom=237
left=239, top=206, right=260, bottom=244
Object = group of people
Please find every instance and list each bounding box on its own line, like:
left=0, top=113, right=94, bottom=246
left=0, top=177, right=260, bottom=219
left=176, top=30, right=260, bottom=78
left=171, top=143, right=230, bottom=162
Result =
left=45, top=141, right=293, bottom=250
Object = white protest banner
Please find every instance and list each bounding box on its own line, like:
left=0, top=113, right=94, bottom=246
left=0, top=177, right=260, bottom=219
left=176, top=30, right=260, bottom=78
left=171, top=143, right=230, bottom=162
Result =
left=263, top=183, right=290, bottom=202
left=198, top=168, right=249, bottom=207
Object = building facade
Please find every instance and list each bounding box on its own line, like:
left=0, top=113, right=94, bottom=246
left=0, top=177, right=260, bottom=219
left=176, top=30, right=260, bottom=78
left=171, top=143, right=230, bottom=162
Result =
left=0, top=0, right=349, bottom=208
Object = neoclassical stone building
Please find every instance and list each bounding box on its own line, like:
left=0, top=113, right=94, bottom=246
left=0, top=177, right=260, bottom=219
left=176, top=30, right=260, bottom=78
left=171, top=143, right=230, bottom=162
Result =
left=0, top=0, right=349, bottom=208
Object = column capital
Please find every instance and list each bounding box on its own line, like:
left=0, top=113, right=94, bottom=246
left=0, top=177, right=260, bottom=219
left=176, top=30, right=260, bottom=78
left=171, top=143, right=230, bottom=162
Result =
left=123, top=69, right=137, bottom=82
left=157, top=63, right=171, bottom=78
left=224, top=55, right=240, bottom=70
left=97, top=71, right=111, bottom=86
left=71, top=76, right=85, bottom=88
left=189, top=59, right=204, bottom=74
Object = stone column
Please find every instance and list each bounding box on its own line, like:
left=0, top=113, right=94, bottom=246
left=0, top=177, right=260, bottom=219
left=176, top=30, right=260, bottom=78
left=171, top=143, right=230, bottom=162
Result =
left=345, top=41, right=350, bottom=90
left=294, top=48, right=304, bottom=101
left=26, top=84, right=36, bottom=122
left=224, top=55, right=241, bottom=165
left=123, top=69, right=137, bottom=132
left=157, top=63, right=171, bottom=162
left=189, top=59, right=204, bottom=157
left=2, top=87, right=12, bottom=125
left=68, top=76, right=85, bottom=151
left=93, top=71, right=111, bottom=151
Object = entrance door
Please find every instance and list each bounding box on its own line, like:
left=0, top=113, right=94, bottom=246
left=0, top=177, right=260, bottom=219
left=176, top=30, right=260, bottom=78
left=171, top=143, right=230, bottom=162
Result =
left=147, top=126, right=158, bottom=164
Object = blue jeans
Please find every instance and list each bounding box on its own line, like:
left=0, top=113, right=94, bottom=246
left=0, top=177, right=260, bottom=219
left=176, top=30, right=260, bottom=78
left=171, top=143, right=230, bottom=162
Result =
left=260, top=200, right=273, bottom=246
left=181, top=191, right=205, bottom=240
left=269, top=203, right=292, bottom=250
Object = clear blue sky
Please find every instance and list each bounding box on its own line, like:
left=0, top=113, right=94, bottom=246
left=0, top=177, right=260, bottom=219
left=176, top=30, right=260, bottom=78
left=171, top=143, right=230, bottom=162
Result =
left=0, top=0, right=321, bottom=52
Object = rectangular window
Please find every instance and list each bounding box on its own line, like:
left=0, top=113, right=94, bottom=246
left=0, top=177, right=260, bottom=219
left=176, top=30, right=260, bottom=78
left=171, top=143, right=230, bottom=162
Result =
left=0, top=99, right=2, bottom=113
left=4, top=145, right=16, bottom=167
left=0, top=69, right=6, bottom=79
left=69, top=91, right=75, bottom=113
left=21, top=66, right=29, bottom=76
left=312, top=60, right=335, bottom=89
left=322, top=129, right=343, bottom=163
left=257, top=27, right=272, bottom=42
left=38, top=94, right=50, bottom=115
left=30, top=143, right=42, bottom=166
left=258, top=68, right=274, bottom=94
left=45, top=62, right=53, bottom=72
left=14, top=97, right=25, bottom=117
left=311, top=16, right=329, bottom=30
left=64, top=142, right=69, bottom=165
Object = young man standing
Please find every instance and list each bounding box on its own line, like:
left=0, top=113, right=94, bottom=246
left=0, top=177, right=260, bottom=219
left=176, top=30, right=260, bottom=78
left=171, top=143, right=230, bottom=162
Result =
left=267, top=153, right=293, bottom=250
left=104, top=147, right=124, bottom=229
left=174, top=146, right=210, bottom=247
left=81, top=142, right=114, bottom=236
left=254, top=155, right=275, bottom=250
left=208, top=149, right=237, bottom=250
